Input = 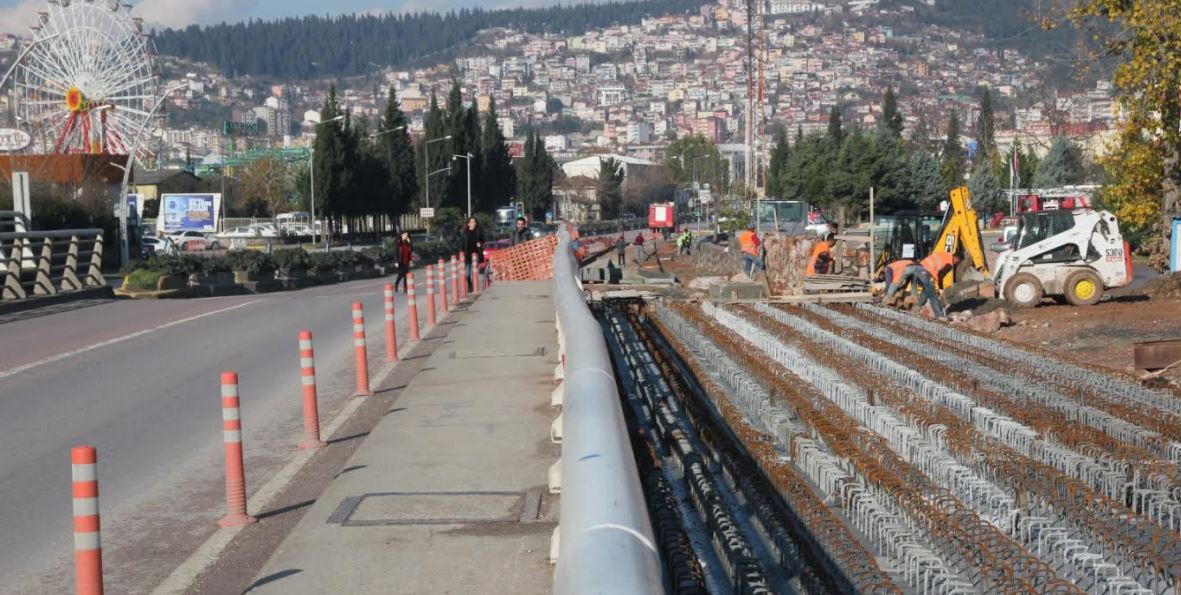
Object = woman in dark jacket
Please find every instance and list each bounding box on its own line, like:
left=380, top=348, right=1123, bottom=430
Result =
left=394, top=231, right=413, bottom=292
left=461, top=217, right=483, bottom=292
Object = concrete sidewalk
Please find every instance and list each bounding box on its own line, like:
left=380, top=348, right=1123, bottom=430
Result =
left=244, top=280, right=560, bottom=594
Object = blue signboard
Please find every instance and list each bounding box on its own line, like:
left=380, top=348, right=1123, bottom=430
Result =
left=162, top=194, right=219, bottom=232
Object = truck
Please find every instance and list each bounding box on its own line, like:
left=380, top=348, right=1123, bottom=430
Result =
left=648, top=202, right=677, bottom=231
left=751, top=200, right=835, bottom=237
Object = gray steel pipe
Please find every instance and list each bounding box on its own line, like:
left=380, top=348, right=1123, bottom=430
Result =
left=552, top=225, right=663, bottom=595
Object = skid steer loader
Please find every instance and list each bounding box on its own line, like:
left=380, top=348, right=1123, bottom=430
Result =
left=993, top=209, right=1132, bottom=307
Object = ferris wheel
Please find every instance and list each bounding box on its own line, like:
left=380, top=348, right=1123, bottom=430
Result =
left=15, top=0, right=159, bottom=159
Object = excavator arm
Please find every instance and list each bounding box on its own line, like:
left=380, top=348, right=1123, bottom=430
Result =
left=932, top=186, right=991, bottom=288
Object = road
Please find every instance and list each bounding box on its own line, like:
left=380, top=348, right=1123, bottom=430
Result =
left=0, top=274, right=434, bottom=594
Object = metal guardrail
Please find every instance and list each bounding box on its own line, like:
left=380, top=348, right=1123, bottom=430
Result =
left=552, top=225, right=663, bottom=595
left=0, top=211, right=105, bottom=300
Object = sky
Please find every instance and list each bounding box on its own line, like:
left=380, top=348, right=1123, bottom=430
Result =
left=0, top=0, right=574, bottom=34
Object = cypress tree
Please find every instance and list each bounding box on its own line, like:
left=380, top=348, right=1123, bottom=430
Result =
left=976, top=88, right=996, bottom=159
left=940, top=110, right=965, bottom=189
left=827, top=105, right=844, bottom=148
left=378, top=85, right=418, bottom=225
left=479, top=97, right=516, bottom=213
left=766, top=139, right=790, bottom=198
left=418, top=90, right=448, bottom=209
left=879, top=86, right=904, bottom=140
left=313, top=84, right=351, bottom=237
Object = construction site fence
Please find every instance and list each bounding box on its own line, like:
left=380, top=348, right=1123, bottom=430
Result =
left=552, top=224, right=664, bottom=595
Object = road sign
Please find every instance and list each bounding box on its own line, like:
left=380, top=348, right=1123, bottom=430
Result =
left=0, top=128, right=31, bottom=151
left=420, top=207, right=435, bottom=219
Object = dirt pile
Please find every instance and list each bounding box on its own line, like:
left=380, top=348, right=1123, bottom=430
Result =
left=1143, top=272, right=1181, bottom=300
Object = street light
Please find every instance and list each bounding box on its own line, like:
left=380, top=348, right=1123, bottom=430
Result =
left=309, top=115, right=346, bottom=247
left=116, top=81, right=189, bottom=266
left=423, top=134, right=452, bottom=239
left=369, top=125, right=406, bottom=139
left=452, top=152, right=473, bottom=218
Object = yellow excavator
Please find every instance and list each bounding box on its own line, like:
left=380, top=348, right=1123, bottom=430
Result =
left=876, top=186, right=991, bottom=293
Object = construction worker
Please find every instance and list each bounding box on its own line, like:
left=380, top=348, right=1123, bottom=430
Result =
left=882, top=251, right=960, bottom=319
left=805, top=233, right=835, bottom=276
left=737, top=225, right=763, bottom=277
left=677, top=229, right=692, bottom=256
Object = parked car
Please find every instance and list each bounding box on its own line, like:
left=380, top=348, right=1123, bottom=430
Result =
left=166, top=230, right=221, bottom=251
left=482, top=239, right=511, bottom=263
left=253, top=223, right=280, bottom=238
left=219, top=226, right=259, bottom=238
left=140, top=236, right=174, bottom=258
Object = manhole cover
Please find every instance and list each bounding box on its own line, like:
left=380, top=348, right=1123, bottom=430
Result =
left=328, top=491, right=534, bottom=526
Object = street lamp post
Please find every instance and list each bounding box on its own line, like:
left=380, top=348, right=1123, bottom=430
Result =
left=452, top=153, right=473, bottom=218
left=309, top=115, right=346, bottom=248
left=423, top=134, right=452, bottom=240
left=116, top=82, right=189, bottom=266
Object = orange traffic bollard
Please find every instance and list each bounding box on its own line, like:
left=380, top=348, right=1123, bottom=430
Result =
left=351, top=303, right=372, bottom=397
left=425, top=265, right=437, bottom=329
left=450, top=256, right=459, bottom=308
left=383, top=284, right=398, bottom=362
left=437, top=258, right=448, bottom=315
left=219, top=372, right=256, bottom=527
left=297, top=331, right=325, bottom=449
left=71, top=445, right=103, bottom=595
left=406, top=273, right=420, bottom=342
left=474, top=260, right=483, bottom=296
left=459, top=252, right=468, bottom=299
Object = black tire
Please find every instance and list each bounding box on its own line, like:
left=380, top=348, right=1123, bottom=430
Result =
left=210, top=242, right=220, bottom=251
left=1003, top=273, right=1044, bottom=308
left=1064, top=269, right=1104, bottom=306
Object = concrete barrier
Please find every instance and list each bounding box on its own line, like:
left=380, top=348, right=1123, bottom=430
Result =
left=551, top=225, right=663, bottom=595
left=1, top=211, right=105, bottom=300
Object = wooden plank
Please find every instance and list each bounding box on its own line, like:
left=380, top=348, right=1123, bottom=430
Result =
left=1133, top=339, right=1181, bottom=371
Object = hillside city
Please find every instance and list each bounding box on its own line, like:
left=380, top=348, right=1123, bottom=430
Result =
left=0, top=0, right=1110, bottom=197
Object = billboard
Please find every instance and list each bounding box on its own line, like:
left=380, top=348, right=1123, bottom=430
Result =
left=161, top=194, right=221, bottom=232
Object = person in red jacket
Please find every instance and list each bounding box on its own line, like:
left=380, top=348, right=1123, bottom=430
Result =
left=393, top=231, right=413, bottom=292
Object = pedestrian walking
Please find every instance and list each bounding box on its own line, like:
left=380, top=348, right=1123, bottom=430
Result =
left=615, top=234, right=627, bottom=267
left=461, top=217, right=484, bottom=293
left=633, top=232, right=645, bottom=263
left=394, top=231, right=413, bottom=292
left=510, top=217, right=531, bottom=246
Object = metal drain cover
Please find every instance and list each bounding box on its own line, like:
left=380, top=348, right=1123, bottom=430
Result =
left=328, top=491, right=530, bottom=526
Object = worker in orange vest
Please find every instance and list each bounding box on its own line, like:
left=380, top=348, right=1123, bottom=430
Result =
left=737, top=225, right=763, bottom=277
left=805, top=233, right=835, bottom=276
left=882, top=251, right=960, bottom=319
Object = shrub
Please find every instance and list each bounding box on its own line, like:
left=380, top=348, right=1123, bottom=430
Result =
left=202, top=257, right=232, bottom=274
left=124, top=269, right=163, bottom=291
left=224, top=250, right=276, bottom=275
left=142, top=254, right=204, bottom=276
left=306, top=251, right=337, bottom=275
left=362, top=245, right=396, bottom=264
left=271, top=248, right=308, bottom=271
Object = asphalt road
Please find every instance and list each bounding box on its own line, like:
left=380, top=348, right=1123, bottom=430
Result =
left=0, top=274, right=434, bottom=594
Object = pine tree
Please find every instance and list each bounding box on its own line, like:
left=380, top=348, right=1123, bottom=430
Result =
left=479, top=97, right=516, bottom=213
left=827, top=105, right=844, bottom=148
left=443, top=80, right=471, bottom=210
left=906, top=150, right=946, bottom=210
left=516, top=131, right=556, bottom=219
left=879, top=86, right=904, bottom=140
left=766, top=139, right=790, bottom=198
left=378, top=85, right=417, bottom=225
left=1032, top=135, right=1085, bottom=188
left=313, top=84, right=352, bottom=237
left=597, top=157, right=625, bottom=219
left=940, top=110, right=965, bottom=189
left=418, top=90, right=448, bottom=209
left=968, top=158, right=1002, bottom=215
left=976, top=88, right=996, bottom=159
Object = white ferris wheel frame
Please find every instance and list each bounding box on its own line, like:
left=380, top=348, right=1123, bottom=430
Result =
left=15, top=0, right=160, bottom=160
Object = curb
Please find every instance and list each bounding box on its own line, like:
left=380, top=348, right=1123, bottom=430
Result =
left=0, top=285, right=115, bottom=316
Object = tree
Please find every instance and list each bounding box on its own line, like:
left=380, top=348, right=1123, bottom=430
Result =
left=906, top=150, right=946, bottom=210
left=443, top=80, right=478, bottom=210
left=940, top=110, right=965, bottom=189
left=666, top=134, right=726, bottom=193
left=377, top=85, right=418, bottom=224
left=975, top=88, right=996, bottom=159
left=827, top=105, right=844, bottom=148
left=478, top=97, right=516, bottom=213
left=765, top=138, right=791, bottom=198
left=597, top=157, right=625, bottom=220
left=879, top=86, right=904, bottom=140
left=237, top=157, right=292, bottom=216
left=417, top=90, right=449, bottom=209
left=968, top=159, right=1002, bottom=215
left=312, top=84, right=355, bottom=237
left=1068, top=1, right=1181, bottom=269
left=1032, top=135, right=1085, bottom=188
left=1097, top=119, right=1162, bottom=246
left=779, top=133, right=832, bottom=208
left=516, top=130, right=556, bottom=219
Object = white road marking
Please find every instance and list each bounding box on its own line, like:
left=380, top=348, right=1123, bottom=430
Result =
left=0, top=301, right=262, bottom=380
left=149, top=340, right=412, bottom=595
